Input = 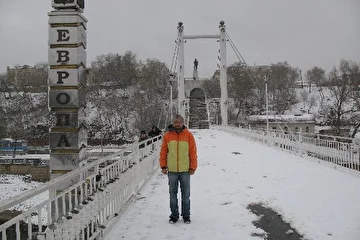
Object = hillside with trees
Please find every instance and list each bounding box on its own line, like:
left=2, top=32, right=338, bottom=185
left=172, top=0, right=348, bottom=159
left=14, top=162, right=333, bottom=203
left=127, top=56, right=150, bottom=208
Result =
left=0, top=53, right=359, bottom=145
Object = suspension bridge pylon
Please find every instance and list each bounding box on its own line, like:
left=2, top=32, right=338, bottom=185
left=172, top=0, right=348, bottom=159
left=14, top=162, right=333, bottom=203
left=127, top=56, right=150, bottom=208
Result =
left=175, top=21, right=228, bottom=126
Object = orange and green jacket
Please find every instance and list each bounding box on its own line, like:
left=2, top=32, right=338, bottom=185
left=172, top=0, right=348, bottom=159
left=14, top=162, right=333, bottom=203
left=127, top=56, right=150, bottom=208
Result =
left=159, top=125, right=197, bottom=172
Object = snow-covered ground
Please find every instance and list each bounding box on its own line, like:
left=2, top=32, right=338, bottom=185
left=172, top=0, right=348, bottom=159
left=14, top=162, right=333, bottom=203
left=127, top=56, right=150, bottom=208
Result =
left=290, top=86, right=330, bottom=115
left=105, top=129, right=360, bottom=240
left=0, top=147, right=128, bottom=212
left=0, top=174, right=48, bottom=212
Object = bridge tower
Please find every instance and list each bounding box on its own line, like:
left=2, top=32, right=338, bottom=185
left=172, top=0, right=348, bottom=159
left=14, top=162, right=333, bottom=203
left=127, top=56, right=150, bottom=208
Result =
left=176, top=21, right=228, bottom=126
left=219, top=21, right=228, bottom=126
left=177, top=22, right=186, bottom=118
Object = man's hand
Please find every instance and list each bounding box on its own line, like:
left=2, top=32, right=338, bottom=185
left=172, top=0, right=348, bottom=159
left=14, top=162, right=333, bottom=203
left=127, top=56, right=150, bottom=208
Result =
left=161, top=168, right=168, bottom=175
left=189, top=169, right=195, bottom=175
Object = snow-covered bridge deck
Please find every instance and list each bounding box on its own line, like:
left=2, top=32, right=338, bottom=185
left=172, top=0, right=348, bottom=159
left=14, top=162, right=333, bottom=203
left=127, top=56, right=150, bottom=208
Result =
left=104, top=129, right=360, bottom=240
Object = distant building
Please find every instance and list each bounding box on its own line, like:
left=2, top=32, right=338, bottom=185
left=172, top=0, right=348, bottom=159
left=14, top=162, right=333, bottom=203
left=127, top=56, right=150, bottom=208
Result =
left=5, top=65, right=47, bottom=91
left=247, top=113, right=316, bottom=133
left=294, top=79, right=310, bottom=89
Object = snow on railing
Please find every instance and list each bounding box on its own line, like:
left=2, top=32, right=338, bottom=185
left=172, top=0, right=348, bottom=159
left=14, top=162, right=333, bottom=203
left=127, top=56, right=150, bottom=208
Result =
left=0, top=135, right=162, bottom=240
left=214, top=126, right=360, bottom=173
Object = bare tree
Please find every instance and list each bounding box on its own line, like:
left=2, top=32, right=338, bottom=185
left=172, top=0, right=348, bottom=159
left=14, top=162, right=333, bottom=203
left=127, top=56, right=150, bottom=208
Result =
left=87, top=86, right=133, bottom=143
left=322, top=59, right=359, bottom=135
left=87, top=51, right=140, bottom=141
left=268, top=62, right=299, bottom=114
left=132, top=58, right=170, bottom=132
left=344, top=65, right=360, bottom=129
left=137, top=58, right=169, bottom=97
left=227, top=62, right=261, bottom=118
left=0, top=63, right=49, bottom=143
left=87, top=54, right=170, bottom=141
left=32, top=62, right=49, bottom=92
left=203, top=78, right=221, bottom=99
left=90, top=51, right=138, bottom=88
left=299, top=90, right=317, bottom=113
left=306, top=66, right=326, bottom=87
left=345, top=72, right=360, bottom=111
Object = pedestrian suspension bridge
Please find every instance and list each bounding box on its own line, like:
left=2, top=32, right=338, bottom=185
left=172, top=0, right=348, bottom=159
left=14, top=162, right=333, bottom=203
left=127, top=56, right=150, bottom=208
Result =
left=0, top=126, right=359, bottom=239
left=169, top=21, right=252, bottom=129
left=0, top=22, right=359, bottom=240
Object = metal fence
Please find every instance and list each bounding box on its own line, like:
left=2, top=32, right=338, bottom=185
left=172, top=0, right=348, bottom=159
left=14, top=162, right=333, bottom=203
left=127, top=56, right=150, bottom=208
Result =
left=0, top=135, right=162, bottom=240
left=214, top=126, right=360, bottom=172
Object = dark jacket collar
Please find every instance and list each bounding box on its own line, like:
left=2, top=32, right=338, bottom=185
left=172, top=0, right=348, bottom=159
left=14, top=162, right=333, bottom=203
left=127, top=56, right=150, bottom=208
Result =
left=167, top=124, right=186, bottom=133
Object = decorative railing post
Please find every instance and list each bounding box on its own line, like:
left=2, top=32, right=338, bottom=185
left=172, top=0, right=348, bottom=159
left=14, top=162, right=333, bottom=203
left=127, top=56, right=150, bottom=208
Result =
left=299, top=128, right=303, bottom=155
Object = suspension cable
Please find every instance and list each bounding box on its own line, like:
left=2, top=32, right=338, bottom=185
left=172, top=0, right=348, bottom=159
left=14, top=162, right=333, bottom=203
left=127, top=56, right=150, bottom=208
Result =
left=170, top=33, right=180, bottom=75
left=225, top=32, right=264, bottom=90
left=217, top=49, right=221, bottom=70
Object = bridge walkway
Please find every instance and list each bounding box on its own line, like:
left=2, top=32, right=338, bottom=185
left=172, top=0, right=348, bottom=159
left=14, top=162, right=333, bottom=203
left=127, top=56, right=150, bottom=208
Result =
left=104, top=129, right=360, bottom=240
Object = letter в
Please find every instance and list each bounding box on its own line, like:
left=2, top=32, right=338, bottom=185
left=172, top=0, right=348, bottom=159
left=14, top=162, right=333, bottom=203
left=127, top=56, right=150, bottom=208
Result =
left=57, top=51, right=70, bottom=63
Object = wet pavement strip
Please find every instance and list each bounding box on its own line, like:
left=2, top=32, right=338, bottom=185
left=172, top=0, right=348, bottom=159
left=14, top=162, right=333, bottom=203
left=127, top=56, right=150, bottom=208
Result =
left=247, top=203, right=307, bottom=240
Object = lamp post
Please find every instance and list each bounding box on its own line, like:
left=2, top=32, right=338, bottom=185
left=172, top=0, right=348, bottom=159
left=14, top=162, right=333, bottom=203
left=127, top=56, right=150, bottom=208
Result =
left=139, top=90, right=145, bottom=128
left=265, top=75, right=269, bottom=134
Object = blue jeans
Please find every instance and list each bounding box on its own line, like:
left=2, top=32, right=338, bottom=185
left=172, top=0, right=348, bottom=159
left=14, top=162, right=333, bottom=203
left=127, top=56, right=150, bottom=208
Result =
left=168, top=172, right=190, bottom=219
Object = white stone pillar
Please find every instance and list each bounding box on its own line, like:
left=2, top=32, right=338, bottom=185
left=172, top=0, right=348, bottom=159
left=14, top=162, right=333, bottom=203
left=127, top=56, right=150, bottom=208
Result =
left=177, top=22, right=185, bottom=118
left=219, top=21, right=228, bottom=126
left=48, top=1, right=87, bottom=184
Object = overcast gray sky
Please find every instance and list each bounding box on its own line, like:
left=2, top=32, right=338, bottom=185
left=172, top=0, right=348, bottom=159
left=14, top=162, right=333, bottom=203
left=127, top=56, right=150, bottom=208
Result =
left=0, top=0, right=359, bottom=78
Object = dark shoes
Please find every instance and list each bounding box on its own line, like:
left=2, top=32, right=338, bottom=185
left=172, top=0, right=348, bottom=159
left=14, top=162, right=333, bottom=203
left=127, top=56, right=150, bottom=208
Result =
left=183, top=217, right=191, bottom=224
left=169, top=217, right=178, bottom=224
left=169, top=216, right=191, bottom=224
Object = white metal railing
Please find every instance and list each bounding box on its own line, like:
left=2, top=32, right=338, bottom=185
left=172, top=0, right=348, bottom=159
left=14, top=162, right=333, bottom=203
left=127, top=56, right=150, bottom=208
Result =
left=214, top=126, right=360, bottom=173
left=0, top=135, right=162, bottom=240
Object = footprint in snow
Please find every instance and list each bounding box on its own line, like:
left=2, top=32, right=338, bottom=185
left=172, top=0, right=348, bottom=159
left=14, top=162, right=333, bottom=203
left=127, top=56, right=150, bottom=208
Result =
left=221, top=201, right=233, bottom=206
left=232, top=151, right=242, bottom=155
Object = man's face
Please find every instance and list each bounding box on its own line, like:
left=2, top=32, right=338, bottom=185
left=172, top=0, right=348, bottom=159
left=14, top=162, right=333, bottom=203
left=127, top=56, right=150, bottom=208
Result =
left=173, top=119, right=183, bottom=129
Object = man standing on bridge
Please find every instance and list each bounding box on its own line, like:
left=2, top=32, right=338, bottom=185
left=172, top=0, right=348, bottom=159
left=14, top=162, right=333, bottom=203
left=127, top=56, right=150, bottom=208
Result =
left=160, top=114, right=198, bottom=224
